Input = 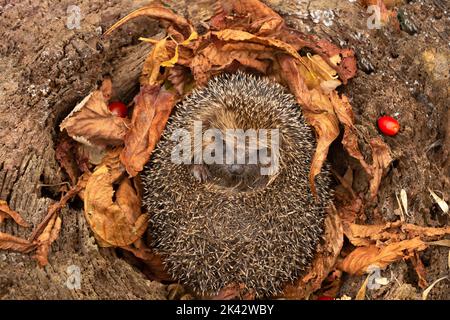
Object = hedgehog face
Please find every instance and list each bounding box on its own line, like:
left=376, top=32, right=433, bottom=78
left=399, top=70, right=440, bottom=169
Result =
left=142, top=72, right=332, bottom=297
left=192, top=128, right=275, bottom=192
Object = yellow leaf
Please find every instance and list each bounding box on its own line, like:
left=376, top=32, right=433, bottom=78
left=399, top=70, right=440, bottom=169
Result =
left=181, top=31, right=198, bottom=46
left=161, top=44, right=179, bottom=68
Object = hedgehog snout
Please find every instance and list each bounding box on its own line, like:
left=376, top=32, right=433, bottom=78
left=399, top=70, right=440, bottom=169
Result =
left=227, top=164, right=245, bottom=175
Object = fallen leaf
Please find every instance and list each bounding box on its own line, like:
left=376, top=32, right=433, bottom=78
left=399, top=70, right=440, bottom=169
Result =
left=211, top=0, right=284, bottom=34
left=411, top=252, right=428, bottom=289
left=212, top=29, right=308, bottom=65
left=400, top=189, right=408, bottom=217
left=167, top=65, right=192, bottom=96
left=55, top=134, right=80, bottom=185
left=100, top=76, right=113, bottom=101
left=190, top=42, right=272, bottom=86
left=140, top=37, right=173, bottom=85
left=34, top=215, right=62, bottom=267
left=340, top=237, right=428, bottom=275
left=60, top=89, right=130, bottom=147
left=356, top=274, right=369, bottom=300
left=84, top=165, right=149, bottom=247
left=30, top=184, right=83, bottom=242
left=343, top=221, right=403, bottom=246
left=77, top=143, right=106, bottom=166
left=331, top=93, right=371, bottom=175
left=0, top=232, right=35, bottom=253
left=428, top=189, right=449, bottom=214
left=368, top=137, right=393, bottom=200
left=401, top=224, right=450, bottom=240
left=121, top=239, right=172, bottom=281
left=120, top=85, right=177, bottom=176
left=422, top=276, right=448, bottom=300
left=343, top=221, right=450, bottom=247
left=278, top=55, right=340, bottom=196
left=0, top=200, right=30, bottom=227
left=104, top=5, right=194, bottom=38
left=427, top=240, right=450, bottom=248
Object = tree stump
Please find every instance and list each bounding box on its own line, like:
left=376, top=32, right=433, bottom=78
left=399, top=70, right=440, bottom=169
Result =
left=1, top=0, right=448, bottom=299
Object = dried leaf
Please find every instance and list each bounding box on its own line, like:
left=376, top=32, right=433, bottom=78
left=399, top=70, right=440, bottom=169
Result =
left=345, top=221, right=403, bottom=245
left=30, top=184, right=83, bottom=242
left=0, top=232, right=35, bottom=253
left=84, top=165, right=149, bottom=247
left=212, top=0, right=283, bottom=34
left=167, top=65, right=192, bottom=96
left=422, top=276, right=448, bottom=300
left=140, top=37, right=173, bottom=85
left=368, top=138, right=393, bottom=200
left=428, top=189, right=449, bottom=214
left=213, top=29, right=308, bottom=64
left=427, top=240, right=450, bottom=248
left=121, top=239, right=171, bottom=281
left=331, top=93, right=371, bottom=175
left=55, top=135, right=80, bottom=185
left=278, top=55, right=340, bottom=196
left=191, top=42, right=272, bottom=86
left=411, top=252, right=428, bottom=289
left=104, top=5, right=193, bottom=37
left=0, top=200, right=30, bottom=227
left=401, top=224, right=450, bottom=240
left=120, top=85, right=177, bottom=176
left=77, top=143, right=106, bottom=166
left=356, top=275, right=369, bottom=300
left=400, top=189, right=408, bottom=217
left=100, top=76, right=113, bottom=101
left=60, top=90, right=130, bottom=147
left=282, top=208, right=344, bottom=299
left=34, top=215, right=62, bottom=267
left=340, top=237, right=428, bottom=275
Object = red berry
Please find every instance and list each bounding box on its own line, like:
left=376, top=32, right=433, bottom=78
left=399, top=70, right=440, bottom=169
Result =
left=108, top=101, right=127, bottom=118
left=377, top=116, right=400, bottom=136
left=317, top=296, right=334, bottom=300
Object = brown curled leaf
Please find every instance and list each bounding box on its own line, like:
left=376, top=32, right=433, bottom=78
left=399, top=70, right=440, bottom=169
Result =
left=330, top=93, right=371, bottom=175
left=368, top=137, right=393, bottom=200
left=212, top=0, right=284, bottom=35
left=343, top=221, right=450, bottom=247
left=340, top=237, right=428, bottom=275
left=191, top=42, right=271, bottom=86
left=212, top=29, right=307, bottom=63
left=278, top=54, right=341, bottom=196
left=60, top=89, right=130, bottom=147
left=55, top=134, right=81, bottom=185
left=411, top=252, right=428, bottom=289
left=120, top=85, right=177, bottom=176
left=34, top=215, right=62, bottom=267
left=0, top=232, right=35, bottom=253
left=84, top=165, right=148, bottom=247
left=104, top=5, right=194, bottom=38
left=0, top=200, right=30, bottom=227
left=121, top=239, right=172, bottom=282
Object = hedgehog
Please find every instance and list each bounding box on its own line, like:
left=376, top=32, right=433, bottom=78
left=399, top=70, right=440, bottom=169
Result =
left=142, top=72, right=332, bottom=298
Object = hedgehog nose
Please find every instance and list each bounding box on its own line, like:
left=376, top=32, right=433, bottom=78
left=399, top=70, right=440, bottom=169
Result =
left=229, top=164, right=244, bottom=175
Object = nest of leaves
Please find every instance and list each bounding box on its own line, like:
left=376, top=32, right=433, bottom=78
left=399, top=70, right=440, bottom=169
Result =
left=1, top=0, right=449, bottom=299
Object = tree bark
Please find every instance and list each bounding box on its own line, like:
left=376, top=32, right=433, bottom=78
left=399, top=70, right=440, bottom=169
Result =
left=0, top=0, right=169, bottom=299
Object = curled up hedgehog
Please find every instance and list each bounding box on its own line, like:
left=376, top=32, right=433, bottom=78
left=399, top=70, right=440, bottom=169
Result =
left=141, top=72, right=332, bottom=298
